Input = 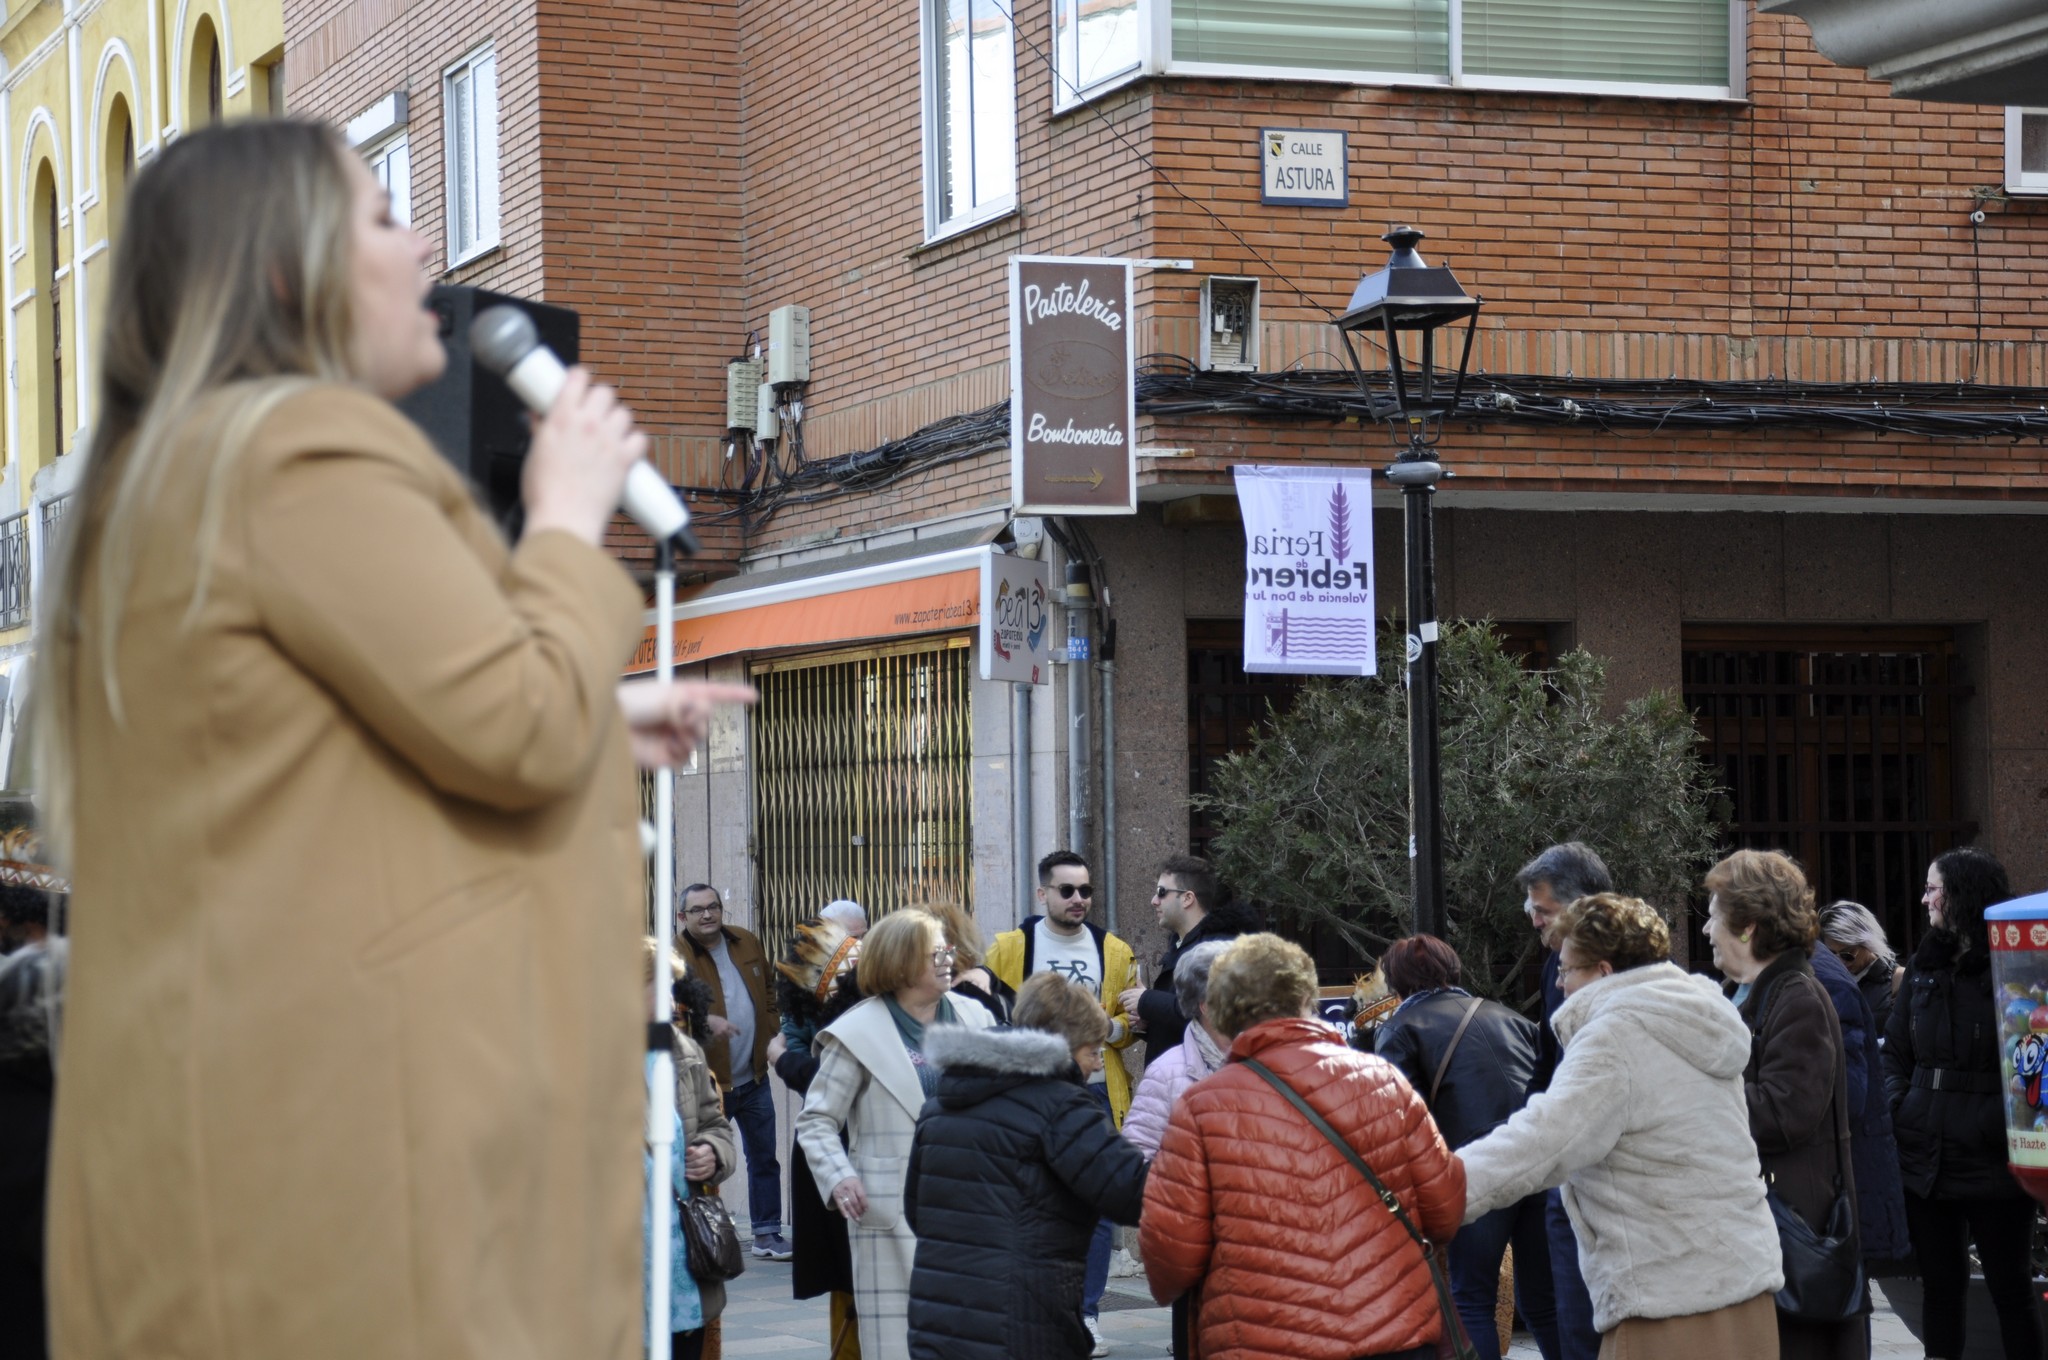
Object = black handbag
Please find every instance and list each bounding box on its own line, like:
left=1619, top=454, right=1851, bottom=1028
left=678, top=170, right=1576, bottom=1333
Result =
left=1243, top=1057, right=1480, bottom=1360
left=677, top=1183, right=747, bottom=1284
left=1758, top=974, right=1864, bottom=1322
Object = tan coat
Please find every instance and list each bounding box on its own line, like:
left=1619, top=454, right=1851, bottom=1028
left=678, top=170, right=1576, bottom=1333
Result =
left=46, top=384, right=649, bottom=1360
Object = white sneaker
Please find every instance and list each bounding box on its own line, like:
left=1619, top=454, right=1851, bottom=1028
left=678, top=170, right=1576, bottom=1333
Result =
left=1085, top=1314, right=1109, bottom=1357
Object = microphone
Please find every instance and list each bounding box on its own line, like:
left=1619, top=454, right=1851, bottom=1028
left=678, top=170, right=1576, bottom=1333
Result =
left=469, top=305, right=699, bottom=554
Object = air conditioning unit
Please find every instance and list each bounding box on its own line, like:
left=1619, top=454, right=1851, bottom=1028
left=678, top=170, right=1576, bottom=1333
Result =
left=1200, top=277, right=1259, bottom=372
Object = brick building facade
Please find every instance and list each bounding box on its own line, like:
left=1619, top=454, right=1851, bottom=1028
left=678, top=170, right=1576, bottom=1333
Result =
left=286, top=0, right=2048, bottom=988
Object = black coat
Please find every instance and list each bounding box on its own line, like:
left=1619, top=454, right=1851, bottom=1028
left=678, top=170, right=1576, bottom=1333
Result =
left=774, top=972, right=863, bottom=1300
left=1857, top=957, right=1900, bottom=1042
left=1373, top=990, right=1538, bottom=1150
left=905, top=1025, right=1149, bottom=1360
left=1809, top=945, right=1911, bottom=1264
left=1132, top=901, right=1260, bottom=1064
left=1884, top=930, right=2023, bottom=1201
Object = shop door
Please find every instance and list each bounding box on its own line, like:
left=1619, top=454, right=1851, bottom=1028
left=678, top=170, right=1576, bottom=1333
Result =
left=751, top=638, right=974, bottom=961
left=1682, top=627, right=1976, bottom=956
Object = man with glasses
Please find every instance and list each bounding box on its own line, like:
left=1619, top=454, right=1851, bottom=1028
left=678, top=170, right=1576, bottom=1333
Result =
left=1514, top=842, right=1614, bottom=1360
left=676, top=883, right=792, bottom=1261
left=1117, top=854, right=1257, bottom=1066
left=986, top=849, right=1139, bottom=1356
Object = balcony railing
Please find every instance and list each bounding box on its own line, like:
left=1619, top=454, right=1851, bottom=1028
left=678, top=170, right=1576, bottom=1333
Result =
left=0, top=511, right=29, bottom=629
left=39, top=492, right=70, bottom=567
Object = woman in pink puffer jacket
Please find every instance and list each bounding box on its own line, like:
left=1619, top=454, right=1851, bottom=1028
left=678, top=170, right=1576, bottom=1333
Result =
left=1123, top=940, right=1233, bottom=1160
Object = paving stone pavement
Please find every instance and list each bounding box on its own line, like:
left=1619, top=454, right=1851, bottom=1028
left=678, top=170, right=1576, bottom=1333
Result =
left=715, top=1255, right=1925, bottom=1358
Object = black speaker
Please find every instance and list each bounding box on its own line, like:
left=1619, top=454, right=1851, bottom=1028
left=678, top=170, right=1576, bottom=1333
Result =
left=397, top=284, right=579, bottom=535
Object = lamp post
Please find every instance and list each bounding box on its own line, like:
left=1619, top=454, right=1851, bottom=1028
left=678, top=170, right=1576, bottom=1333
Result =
left=1333, top=226, right=1481, bottom=939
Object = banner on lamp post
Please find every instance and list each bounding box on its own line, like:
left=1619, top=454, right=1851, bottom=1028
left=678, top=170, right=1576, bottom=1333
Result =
left=1009, top=255, right=1137, bottom=515
left=1233, top=464, right=1377, bottom=677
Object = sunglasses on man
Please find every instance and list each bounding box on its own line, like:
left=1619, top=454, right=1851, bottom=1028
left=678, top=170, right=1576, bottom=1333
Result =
left=1048, top=883, right=1094, bottom=900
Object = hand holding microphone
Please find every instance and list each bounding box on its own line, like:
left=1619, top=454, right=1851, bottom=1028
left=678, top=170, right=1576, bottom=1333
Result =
left=470, top=306, right=699, bottom=554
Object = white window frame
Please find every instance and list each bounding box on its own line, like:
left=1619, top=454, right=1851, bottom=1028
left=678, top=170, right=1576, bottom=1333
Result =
left=443, top=44, right=502, bottom=267
left=1144, top=0, right=1744, bottom=107
left=2006, top=107, right=2048, bottom=196
left=367, top=134, right=413, bottom=227
left=348, top=92, right=413, bottom=228
left=1051, top=0, right=1156, bottom=113
left=919, top=0, right=1019, bottom=243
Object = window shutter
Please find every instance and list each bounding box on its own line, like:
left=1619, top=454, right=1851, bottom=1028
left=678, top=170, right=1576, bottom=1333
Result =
left=1461, top=0, right=1727, bottom=85
left=1172, top=0, right=1449, bottom=75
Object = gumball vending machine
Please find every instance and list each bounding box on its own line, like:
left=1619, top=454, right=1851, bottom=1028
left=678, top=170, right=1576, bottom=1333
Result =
left=1987, top=893, right=2048, bottom=1208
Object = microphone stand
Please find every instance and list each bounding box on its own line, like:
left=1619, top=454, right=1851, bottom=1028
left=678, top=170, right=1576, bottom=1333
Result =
left=648, top=536, right=679, bottom=1360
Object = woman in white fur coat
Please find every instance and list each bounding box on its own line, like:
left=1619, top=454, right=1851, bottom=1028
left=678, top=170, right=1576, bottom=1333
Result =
left=798, top=908, right=996, bottom=1360
left=1456, top=894, right=1785, bottom=1360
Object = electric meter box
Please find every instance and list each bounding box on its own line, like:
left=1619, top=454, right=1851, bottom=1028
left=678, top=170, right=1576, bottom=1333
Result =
left=1199, top=277, right=1260, bottom=372
left=768, top=305, right=812, bottom=386
left=726, top=358, right=763, bottom=430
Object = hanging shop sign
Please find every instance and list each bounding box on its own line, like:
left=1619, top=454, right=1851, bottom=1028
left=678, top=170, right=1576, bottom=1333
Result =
left=979, top=551, right=1052, bottom=684
left=1233, top=464, right=1377, bottom=677
left=1260, top=128, right=1348, bottom=207
left=1009, top=255, right=1137, bottom=515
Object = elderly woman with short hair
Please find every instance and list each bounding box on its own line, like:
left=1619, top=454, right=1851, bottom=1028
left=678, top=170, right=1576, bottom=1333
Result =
left=1142, top=934, right=1465, bottom=1360
left=1458, top=894, right=1783, bottom=1359
left=797, top=908, right=997, bottom=1360
left=1704, top=850, right=1864, bottom=1360
left=1121, top=939, right=1231, bottom=1162
left=1818, top=901, right=1899, bottom=1038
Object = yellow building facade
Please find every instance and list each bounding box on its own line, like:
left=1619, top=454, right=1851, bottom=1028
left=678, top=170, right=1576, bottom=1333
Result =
left=0, top=0, right=281, bottom=669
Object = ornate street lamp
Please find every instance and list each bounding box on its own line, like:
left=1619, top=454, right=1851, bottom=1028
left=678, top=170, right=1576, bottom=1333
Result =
left=1333, top=226, right=1482, bottom=939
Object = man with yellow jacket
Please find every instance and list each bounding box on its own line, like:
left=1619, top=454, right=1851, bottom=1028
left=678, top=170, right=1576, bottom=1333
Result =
left=984, top=848, right=1139, bottom=1356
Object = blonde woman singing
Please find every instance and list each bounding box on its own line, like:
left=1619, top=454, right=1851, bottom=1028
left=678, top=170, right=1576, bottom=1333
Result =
left=39, top=120, right=749, bottom=1359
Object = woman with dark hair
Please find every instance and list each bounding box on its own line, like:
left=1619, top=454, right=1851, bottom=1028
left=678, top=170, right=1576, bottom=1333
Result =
left=1885, top=846, right=2042, bottom=1360
left=1702, top=850, right=1863, bottom=1360
left=38, top=119, right=751, bottom=1359
left=1373, top=936, right=1556, bottom=1360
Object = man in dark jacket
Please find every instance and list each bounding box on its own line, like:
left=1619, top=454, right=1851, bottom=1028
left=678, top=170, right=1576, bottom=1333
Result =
left=905, top=976, right=1148, bottom=1360
left=1515, top=842, right=1613, bottom=1360
left=1809, top=943, right=1912, bottom=1270
left=677, top=883, right=790, bottom=1260
left=1118, top=855, right=1258, bottom=1066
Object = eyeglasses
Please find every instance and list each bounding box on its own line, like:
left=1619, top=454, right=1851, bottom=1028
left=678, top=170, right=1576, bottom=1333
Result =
left=1831, top=947, right=1861, bottom=965
left=932, top=946, right=957, bottom=964
left=1557, top=959, right=1601, bottom=979
left=1152, top=884, right=1189, bottom=900
left=1049, top=884, right=1094, bottom=900
left=681, top=904, right=723, bottom=918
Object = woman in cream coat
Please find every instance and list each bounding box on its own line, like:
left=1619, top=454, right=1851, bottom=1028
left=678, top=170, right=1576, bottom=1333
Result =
left=798, top=909, right=995, bottom=1360
left=42, top=122, right=747, bottom=1360
left=1457, top=894, right=1785, bottom=1359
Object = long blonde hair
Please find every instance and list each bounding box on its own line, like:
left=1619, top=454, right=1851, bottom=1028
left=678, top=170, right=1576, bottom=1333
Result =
left=37, top=120, right=362, bottom=861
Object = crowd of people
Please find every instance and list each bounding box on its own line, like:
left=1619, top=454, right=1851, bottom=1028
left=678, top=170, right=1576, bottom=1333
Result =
left=681, top=839, right=2046, bottom=1360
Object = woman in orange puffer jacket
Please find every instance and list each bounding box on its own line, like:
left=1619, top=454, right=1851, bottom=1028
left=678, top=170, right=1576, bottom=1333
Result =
left=1140, top=934, right=1467, bottom=1360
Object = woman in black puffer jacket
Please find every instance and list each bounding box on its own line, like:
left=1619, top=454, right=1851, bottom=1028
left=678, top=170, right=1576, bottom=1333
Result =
left=904, top=973, right=1149, bottom=1360
left=1885, top=846, right=2043, bottom=1360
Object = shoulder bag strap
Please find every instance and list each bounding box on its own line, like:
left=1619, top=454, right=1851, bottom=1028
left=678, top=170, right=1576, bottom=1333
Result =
left=1428, top=997, right=1485, bottom=1109
left=1243, top=1056, right=1431, bottom=1253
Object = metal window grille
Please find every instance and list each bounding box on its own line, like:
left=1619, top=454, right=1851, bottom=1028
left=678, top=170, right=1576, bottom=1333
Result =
left=751, top=638, right=974, bottom=963
left=1683, top=628, right=1975, bottom=954
left=0, top=512, right=30, bottom=629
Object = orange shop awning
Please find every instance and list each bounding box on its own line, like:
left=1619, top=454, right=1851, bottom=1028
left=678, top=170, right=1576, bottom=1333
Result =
left=626, top=542, right=990, bottom=675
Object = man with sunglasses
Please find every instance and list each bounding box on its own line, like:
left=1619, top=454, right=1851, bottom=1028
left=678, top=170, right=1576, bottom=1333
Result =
left=1116, top=854, right=1257, bottom=1066
left=985, top=849, right=1139, bottom=1355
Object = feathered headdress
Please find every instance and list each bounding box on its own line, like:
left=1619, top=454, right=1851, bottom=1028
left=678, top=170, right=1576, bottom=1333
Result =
left=776, top=917, right=861, bottom=1005
left=0, top=827, right=67, bottom=893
